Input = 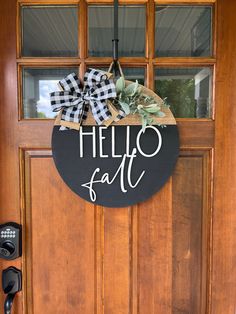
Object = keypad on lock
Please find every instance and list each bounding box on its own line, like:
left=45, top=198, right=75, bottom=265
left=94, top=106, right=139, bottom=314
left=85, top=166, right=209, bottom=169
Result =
left=1, top=229, right=16, bottom=239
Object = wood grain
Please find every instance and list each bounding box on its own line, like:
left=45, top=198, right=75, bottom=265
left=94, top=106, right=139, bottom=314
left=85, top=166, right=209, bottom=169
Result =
left=138, top=180, right=173, bottom=314
left=0, top=1, right=22, bottom=312
left=79, top=0, right=87, bottom=78
left=153, top=57, right=216, bottom=65
left=2, top=0, right=236, bottom=314
left=17, top=58, right=81, bottom=64
left=155, top=0, right=216, bottom=3
left=172, top=151, right=210, bottom=314
left=212, top=0, right=236, bottom=313
left=18, top=0, right=79, bottom=3
left=95, top=206, right=104, bottom=314
left=23, top=151, right=96, bottom=313
left=103, top=208, right=131, bottom=314
left=85, top=57, right=149, bottom=65
left=16, top=119, right=215, bottom=149
left=86, top=0, right=148, bottom=4
left=146, top=0, right=155, bottom=90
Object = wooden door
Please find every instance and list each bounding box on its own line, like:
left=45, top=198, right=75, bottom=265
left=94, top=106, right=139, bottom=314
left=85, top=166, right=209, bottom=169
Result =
left=0, top=0, right=235, bottom=313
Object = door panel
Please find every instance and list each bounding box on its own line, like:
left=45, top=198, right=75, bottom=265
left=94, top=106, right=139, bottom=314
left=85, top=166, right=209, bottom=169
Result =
left=172, top=151, right=210, bottom=314
left=213, top=1, right=236, bottom=312
left=138, top=182, right=173, bottom=313
left=24, top=151, right=95, bottom=313
left=103, top=208, right=130, bottom=313
left=138, top=150, right=211, bottom=314
left=22, top=150, right=211, bottom=313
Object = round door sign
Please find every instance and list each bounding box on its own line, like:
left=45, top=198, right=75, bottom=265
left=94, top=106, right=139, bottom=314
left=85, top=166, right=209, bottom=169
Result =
left=52, top=124, right=179, bottom=207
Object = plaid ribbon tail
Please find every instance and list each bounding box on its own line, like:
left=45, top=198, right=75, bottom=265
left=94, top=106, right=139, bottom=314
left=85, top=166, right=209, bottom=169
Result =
left=114, top=109, right=126, bottom=121
left=90, top=100, right=112, bottom=125
left=58, top=103, right=85, bottom=130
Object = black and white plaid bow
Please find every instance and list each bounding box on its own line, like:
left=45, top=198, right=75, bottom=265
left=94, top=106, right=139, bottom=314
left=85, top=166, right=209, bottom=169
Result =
left=50, top=69, right=118, bottom=130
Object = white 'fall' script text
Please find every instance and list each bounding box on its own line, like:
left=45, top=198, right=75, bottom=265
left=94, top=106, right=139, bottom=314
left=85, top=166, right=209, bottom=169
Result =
left=80, top=126, right=162, bottom=202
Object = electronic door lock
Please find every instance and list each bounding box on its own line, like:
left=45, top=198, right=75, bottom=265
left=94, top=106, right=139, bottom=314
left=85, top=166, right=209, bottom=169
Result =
left=0, top=223, right=22, bottom=260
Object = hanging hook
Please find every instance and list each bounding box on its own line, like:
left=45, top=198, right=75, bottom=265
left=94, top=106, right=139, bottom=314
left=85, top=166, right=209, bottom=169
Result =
left=112, top=0, right=119, bottom=62
left=108, top=61, right=124, bottom=78
left=109, top=0, right=123, bottom=78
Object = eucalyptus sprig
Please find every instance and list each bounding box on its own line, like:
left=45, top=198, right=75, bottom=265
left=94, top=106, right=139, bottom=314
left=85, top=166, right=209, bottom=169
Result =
left=114, top=76, right=166, bottom=131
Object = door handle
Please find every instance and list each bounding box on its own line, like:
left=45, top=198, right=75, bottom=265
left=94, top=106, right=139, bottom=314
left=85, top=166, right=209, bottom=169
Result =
left=2, top=267, right=22, bottom=314
left=4, top=294, right=16, bottom=314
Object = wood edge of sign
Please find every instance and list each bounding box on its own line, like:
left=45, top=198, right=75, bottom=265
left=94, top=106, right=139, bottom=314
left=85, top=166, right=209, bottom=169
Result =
left=54, top=80, right=177, bottom=127
left=82, top=111, right=176, bottom=126
left=83, top=82, right=176, bottom=126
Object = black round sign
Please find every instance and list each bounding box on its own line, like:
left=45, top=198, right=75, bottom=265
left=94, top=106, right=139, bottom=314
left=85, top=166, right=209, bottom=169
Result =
left=52, top=125, right=179, bottom=207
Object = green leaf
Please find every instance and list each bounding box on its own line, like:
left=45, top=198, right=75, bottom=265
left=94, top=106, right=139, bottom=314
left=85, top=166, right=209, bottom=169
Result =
left=137, top=86, right=142, bottom=95
left=162, top=97, right=169, bottom=108
left=141, top=116, right=148, bottom=133
left=113, top=77, right=167, bottom=129
left=156, top=111, right=166, bottom=117
left=116, top=77, right=125, bottom=93
left=124, top=80, right=139, bottom=96
left=145, top=103, right=160, bottom=108
left=147, top=117, right=153, bottom=125
left=145, top=106, right=161, bottom=113
left=124, top=83, right=136, bottom=96
left=119, top=102, right=130, bottom=115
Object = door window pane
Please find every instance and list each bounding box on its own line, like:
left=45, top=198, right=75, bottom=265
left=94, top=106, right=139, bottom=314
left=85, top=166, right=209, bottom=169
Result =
left=21, top=6, right=78, bottom=57
left=155, top=67, right=212, bottom=118
left=122, top=67, right=145, bottom=85
left=22, top=68, right=78, bottom=118
left=87, top=66, right=145, bottom=85
left=88, top=6, right=145, bottom=57
left=155, top=6, right=212, bottom=57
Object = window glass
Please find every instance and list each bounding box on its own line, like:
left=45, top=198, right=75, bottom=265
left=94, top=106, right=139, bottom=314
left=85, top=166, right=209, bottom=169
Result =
left=22, top=6, right=78, bottom=57
left=155, top=6, right=212, bottom=57
left=155, top=67, right=213, bottom=118
left=87, top=66, right=145, bottom=85
left=122, top=67, right=145, bottom=85
left=88, top=5, right=145, bottom=57
left=23, top=68, right=78, bottom=118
